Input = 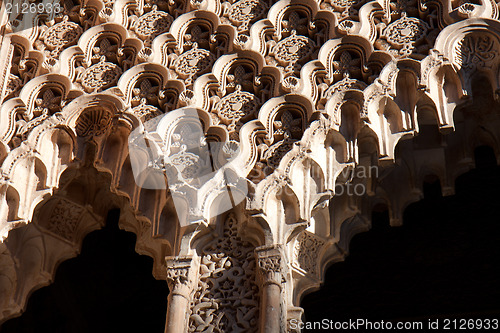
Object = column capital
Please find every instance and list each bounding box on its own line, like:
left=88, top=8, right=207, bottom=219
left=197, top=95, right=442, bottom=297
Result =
left=165, top=256, right=198, bottom=297
left=255, top=244, right=285, bottom=287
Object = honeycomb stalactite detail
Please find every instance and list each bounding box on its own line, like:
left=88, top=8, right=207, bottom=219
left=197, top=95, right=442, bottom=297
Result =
left=1, top=0, right=500, bottom=330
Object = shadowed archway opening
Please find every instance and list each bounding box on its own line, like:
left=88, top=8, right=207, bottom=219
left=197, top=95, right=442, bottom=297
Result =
left=474, top=145, right=497, bottom=169
left=301, top=164, right=500, bottom=329
left=0, top=209, right=169, bottom=333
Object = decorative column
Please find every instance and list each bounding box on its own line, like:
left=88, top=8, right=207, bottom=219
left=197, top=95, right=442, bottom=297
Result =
left=256, top=244, right=285, bottom=333
left=164, top=256, right=198, bottom=333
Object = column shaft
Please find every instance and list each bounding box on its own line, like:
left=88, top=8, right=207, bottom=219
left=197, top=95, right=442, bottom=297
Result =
left=256, top=245, right=285, bottom=333
left=164, top=256, right=198, bottom=333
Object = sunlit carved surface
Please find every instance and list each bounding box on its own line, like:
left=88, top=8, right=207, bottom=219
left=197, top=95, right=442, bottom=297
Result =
left=1, top=0, right=500, bottom=331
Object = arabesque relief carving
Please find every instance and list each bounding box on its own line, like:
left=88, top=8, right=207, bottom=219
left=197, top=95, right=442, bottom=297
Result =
left=189, top=214, right=259, bottom=332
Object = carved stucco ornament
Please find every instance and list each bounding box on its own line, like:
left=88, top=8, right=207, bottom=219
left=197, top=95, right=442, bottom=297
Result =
left=383, top=16, right=428, bottom=45
left=44, top=199, right=85, bottom=242
left=133, top=8, right=173, bottom=44
left=228, top=0, right=268, bottom=30
left=173, top=46, right=216, bottom=78
left=189, top=215, right=259, bottom=332
left=380, top=13, right=430, bottom=56
left=214, top=88, right=259, bottom=125
left=454, top=32, right=499, bottom=73
left=132, top=104, right=163, bottom=128
left=81, top=61, right=123, bottom=93
left=41, top=17, right=83, bottom=52
left=294, top=231, right=325, bottom=277
left=75, top=108, right=113, bottom=138
left=272, top=32, right=315, bottom=66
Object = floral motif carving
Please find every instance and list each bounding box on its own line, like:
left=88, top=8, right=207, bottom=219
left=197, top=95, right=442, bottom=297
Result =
left=272, top=33, right=315, bottom=65
left=41, top=19, right=83, bottom=53
left=258, top=254, right=281, bottom=275
left=75, top=108, right=113, bottom=138
left=214, top=89, right=259, bottom=126
left=166, top=266, right=190, bottom=293
left=34, top=89, right=63, bottom=115
left=294, top=231, right=325, bottom=276
left=228, top=0, right=267, bottom=30
left=173, top=47, right=216, bottom=78
left=166, top=267, right=189, bottom=286
left=161, top=122, right=214, bottom=185
left=132, top=104, right=163, bottom=130
left=169, top=151, right=203, bottom=180
left=323, top=77, right=367, bottom=99
left=90, top=38, right=118, bottom=63
left=382, top=15, right=429, bottom=46
left=133, top=8, right=173, bottom=44
left=131, top=79, right=160, bottom=107
left=255, top=245, right=285, bottom=286
left=263, top=110, right=304, bottom=168
left=455, top=33, right=499, bottom=72
left=329, top=0, right=357, bottom=8
left=188, top=214, right=259, bottom=332
left=81, top=62, right=123, bottom=93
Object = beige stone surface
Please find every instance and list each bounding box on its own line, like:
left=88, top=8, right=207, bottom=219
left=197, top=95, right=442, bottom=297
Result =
left=0, top=0, right=499, bottom=331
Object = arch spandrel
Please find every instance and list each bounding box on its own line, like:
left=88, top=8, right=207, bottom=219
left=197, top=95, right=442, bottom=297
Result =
left=1, top=0, right=500, bottom=331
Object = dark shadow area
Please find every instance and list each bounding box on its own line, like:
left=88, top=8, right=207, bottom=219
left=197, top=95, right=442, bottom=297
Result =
left=423, top=174, right=442, bottom=200
left=474, top=145, right=497, bottom=169
left=301, top=164, right=500, bottom=330
left=0, top=209, right=169, bottom=333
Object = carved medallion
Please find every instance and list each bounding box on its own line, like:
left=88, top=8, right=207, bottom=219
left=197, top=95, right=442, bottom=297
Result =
left=41, top=20, right=83, bottom=50
left=329, top=0, right=357, bottom=8
left=81, top=62, right=123, bottom=93
left=383, top=15, right=429, bottom=46
left=228, top=0, right=267, bottom=24
left=272, top=34, right=315, bottom=64
left=173, top=47, right=216, bottom=77
left=133, top=9, right=173, bottom=41
left=214, top=90, right=259, bottom=125
left=75, top=108, right=113, bottom=137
